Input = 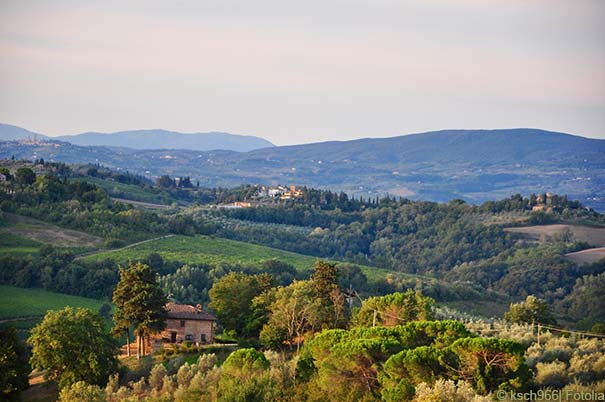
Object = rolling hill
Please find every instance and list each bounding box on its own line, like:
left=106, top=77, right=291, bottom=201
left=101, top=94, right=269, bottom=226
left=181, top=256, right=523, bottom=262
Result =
left=0, top=123, right=48, bottom=141
left=81, top=234, right=394, bottom=280
left=1, top=128, right=603, bottom=210
left=55, top=129, right=274, bottom=152
left=0, top=123, right=274, bottom=152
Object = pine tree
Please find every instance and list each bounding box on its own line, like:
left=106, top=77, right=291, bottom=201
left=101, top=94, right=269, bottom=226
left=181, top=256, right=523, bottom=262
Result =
left=112, top=262, right=168, bottom=359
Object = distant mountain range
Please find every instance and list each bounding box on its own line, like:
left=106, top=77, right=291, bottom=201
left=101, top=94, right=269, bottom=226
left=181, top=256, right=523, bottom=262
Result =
left=0, top=124, right=45, bottom=141
left=0, top=124, right=274, bottom=152
left=1, top=125, right=604, bottom=210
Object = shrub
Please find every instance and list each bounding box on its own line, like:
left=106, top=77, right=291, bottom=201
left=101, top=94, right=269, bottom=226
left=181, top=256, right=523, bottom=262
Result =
left=148, top=364, right=167, bottom=391
left=535, top=360, right=568, bottom=387
left=196, top=353, right=217, bottom=374
left=412, top=380, right=492, bottom=402
left=59, top=381, right=106, bottom=402
left=176, top=363, right=196, bottom=388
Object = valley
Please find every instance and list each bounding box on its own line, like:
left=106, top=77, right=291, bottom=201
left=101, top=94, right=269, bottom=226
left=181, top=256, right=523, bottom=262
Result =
left=0, top=157, right=603, bottom=402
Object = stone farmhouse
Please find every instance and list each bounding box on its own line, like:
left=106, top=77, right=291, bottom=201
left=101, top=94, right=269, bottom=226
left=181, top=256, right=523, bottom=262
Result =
left=153, top=302, right=216, bottom=346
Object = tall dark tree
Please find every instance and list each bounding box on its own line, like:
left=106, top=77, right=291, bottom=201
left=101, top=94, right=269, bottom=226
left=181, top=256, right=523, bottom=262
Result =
left=0, top=167, right=12, bottom=181
left=311, top=260, right=338, bottom=293
left=156, top=175, right=174, bottom=188
left=311, top=260, right=347, bottom=329
left=0, top=327, right=30, bottom=399
left=15, top=167, right=35, bottom=187
left=112, top=262, right=168, bottom=359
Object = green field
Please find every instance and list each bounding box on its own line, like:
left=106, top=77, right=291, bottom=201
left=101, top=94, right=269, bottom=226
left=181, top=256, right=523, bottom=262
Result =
left=0, top=285, right=110, bottom=341
left=0, top=285, right=107, bottom=320
left=83, top=234, right=399, bottom=281
left=85, top=234, right=341, bottom=272
left=0, top=232, right=41, bottom=256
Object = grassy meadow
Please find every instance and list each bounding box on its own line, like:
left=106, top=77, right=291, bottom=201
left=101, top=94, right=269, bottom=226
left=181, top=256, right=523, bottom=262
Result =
left=82, top=234, right=403, bottom=282
left=0, top=285, right=107, bottom=319
left=0, top=232, right=41, bottom=256
left=0, top=285, right=110, bottom=342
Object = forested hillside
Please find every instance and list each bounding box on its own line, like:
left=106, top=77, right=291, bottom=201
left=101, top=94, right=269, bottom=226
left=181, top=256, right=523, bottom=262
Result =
left=2, top=128, right=604, bottom=210
left=0, top=160, right=603, bottom=329
left=1, top=159, right=605, bottom=401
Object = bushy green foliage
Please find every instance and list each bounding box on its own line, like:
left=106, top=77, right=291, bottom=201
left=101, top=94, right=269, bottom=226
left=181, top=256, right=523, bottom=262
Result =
left=59, top=381, right=106, bottom=402
left=557, top=272, right=605, bottom=327
left=159, top=264, right=210, bottom=305
left=353, top=290, right=435, bottom=327
left=448, top=242, right=605, bottom=307
left=504, top=295, right=557, bottom=325
left=449, top=337, right=530, bottom=394
left=0, top=171, right=204, bottom=241
left=218, top=199, right=516, bottom=276
left=202, top=191, right=605, bottom=326
left=0, top=244, right=308, bottom=308
left=15, top=167, right=36, bottom=187
left=209, top=272, right=274, bottom=340
left=302, top=321, right=480, bottom=400
left=381, top=346, right=453, bottom=395
left=259, top=280, right=321, bottom=350
left=28, top=307, right=118, bottom=389
left=259, top=261, right=349, bottom=350
left=222, top=348, right=270, bottom=375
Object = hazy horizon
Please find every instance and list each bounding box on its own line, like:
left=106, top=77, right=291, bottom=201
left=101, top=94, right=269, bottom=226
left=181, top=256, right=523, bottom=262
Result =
left=1, top=0, right=603, bottom=145
left=3, top=122, right=604, bottom=147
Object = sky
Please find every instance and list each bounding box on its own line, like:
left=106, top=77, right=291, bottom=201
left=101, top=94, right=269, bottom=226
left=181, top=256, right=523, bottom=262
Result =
left=0, top=0, right=604, bottom=145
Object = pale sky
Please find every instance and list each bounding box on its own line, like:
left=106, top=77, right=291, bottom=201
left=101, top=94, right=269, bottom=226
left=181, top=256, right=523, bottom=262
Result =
left=1, top=0, right=604, bottom=145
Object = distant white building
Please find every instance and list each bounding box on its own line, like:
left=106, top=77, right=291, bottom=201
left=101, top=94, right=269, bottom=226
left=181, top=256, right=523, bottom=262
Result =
left=268, top=188, right=282, bottom=198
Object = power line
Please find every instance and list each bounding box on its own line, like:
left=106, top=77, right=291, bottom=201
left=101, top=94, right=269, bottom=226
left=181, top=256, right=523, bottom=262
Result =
left=536, top=323, right=605, bottom=339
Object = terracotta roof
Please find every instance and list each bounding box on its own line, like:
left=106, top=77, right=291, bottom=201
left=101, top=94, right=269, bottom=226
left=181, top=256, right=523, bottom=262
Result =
left=166, top=302, right=216, bottom=321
